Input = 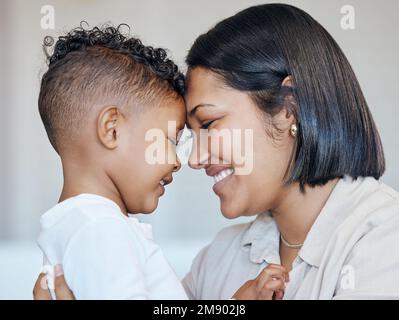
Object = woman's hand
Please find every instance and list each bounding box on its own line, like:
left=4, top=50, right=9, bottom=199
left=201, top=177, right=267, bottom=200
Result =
left=232, top=264, right=289, bottom=300
left=33, top=265, right=75, bottom=300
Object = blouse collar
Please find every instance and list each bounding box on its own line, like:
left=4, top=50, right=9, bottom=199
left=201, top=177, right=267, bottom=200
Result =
left=240, top=175, right=379, bottom=267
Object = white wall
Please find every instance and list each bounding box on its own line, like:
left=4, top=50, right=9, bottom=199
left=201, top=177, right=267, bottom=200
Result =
left=0, top=0, right=398, bottom=299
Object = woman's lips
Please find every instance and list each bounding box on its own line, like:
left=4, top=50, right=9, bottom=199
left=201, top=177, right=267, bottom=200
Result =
left=210, top=167, right=234, bottom=194
left=206, top=165, right=232, bottom=177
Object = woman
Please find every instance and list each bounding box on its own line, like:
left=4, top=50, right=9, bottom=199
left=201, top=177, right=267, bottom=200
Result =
left=34, top=3, right=399, bottom=299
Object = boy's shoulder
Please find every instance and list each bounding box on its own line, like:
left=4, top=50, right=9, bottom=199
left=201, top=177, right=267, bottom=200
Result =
left=37, top=194, right=138, bottom=263
left=39, top=193, right=126, bottom=230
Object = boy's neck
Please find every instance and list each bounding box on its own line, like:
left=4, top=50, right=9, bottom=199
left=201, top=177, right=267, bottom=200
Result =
left=59, top=159, right=128, bottom=216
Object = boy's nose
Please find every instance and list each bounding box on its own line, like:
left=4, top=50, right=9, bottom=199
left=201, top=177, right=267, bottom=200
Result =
left=173, top=157, right=181, bottom=172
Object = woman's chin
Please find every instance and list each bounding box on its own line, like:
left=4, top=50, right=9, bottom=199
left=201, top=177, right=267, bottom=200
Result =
left=220, top=201, right=244, bottom=219
left=220, top=197, right=262, bottom=219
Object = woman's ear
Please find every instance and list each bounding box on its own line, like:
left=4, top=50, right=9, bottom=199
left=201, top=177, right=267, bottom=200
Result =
left=281, top=75, right=297, bottom=120
left=282, top=75, right=294, bottom=87
left=97, top=106, right=122, bottom=149
left=272, top=107, right=297, bottom=134
left=271, top=76, right=297, bottom=136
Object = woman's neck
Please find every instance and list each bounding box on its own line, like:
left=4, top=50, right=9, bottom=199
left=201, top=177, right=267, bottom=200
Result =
left=271, top=178, right=340, bottom=246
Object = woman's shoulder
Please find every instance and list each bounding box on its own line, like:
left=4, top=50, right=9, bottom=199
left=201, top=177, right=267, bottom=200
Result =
left=330, top=179, right=399, bottom=297
left=332, top=176, right=399, bottom=225
left=326, top=177, right=399, bottom=262
left=350, top=177, right=399, bottom=224
left=376, top=179, right=399, bottom=203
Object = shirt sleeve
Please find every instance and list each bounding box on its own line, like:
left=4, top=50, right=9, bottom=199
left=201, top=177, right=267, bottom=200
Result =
left=62, top=216, right=149, bottom=299
left=333, top=213, right=399, bottom=299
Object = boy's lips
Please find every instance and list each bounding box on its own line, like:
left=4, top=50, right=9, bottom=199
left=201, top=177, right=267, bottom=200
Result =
left=159, top=176, right=173, bottom=196
left=160, top=177, right=173, bottom=186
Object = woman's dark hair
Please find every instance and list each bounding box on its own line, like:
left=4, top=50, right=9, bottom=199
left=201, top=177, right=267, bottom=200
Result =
left=186, top=3, right=385, bottom=190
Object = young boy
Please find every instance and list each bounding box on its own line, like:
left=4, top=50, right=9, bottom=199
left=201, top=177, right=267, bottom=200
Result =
left=37, top=24, right=188, bottom=299
left=36, top=24, right=286, bottom=300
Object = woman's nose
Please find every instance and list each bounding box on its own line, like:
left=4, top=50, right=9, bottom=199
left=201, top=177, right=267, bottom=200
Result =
left=188, top=136, right=208, bottom=170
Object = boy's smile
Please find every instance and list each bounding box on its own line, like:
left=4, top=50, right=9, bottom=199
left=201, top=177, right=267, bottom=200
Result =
left=110, top=97, right=186, bottom=214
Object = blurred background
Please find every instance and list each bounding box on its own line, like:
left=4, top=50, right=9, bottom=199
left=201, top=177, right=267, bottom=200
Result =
left=0, top=0, right=398, bottom=299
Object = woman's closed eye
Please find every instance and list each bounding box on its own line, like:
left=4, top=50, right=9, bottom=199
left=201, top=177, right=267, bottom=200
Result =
left=201, top=120, right=216, bottom=130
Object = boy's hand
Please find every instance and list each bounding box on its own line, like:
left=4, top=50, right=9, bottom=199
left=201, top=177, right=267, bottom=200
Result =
left=232, top=264, right=289, bottom=300
left=33, top=265, right=75, bottom=300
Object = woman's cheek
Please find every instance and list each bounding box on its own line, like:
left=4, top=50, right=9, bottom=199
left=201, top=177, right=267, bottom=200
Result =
left=207, top=126, right=234, bottom=165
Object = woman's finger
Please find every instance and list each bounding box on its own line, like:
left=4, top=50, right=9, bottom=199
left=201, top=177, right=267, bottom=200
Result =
left=258, top=289, right=274, bottom=300
left=267, top=264, right=289, bottom=281
left=258, top=279, right=285, bottom=300
left=256, top=267, right=287, bottom=291
left=54, top=265, right=75, bottom=300
left=33, top=273, right=51, bottom=300
left=265, top=278, right=286, bottom=292
left=257, top=278, right=284, bottom=300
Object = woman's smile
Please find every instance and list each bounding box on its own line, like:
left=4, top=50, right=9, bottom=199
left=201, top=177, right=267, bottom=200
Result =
left=206, top=166, right=235, bottom=194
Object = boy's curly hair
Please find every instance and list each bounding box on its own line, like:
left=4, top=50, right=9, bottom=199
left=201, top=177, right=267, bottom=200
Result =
left=39, top=23, right=185, bottom=153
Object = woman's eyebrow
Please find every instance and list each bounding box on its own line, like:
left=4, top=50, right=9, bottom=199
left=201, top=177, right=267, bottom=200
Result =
left=188, top=103, right=216, bottom=117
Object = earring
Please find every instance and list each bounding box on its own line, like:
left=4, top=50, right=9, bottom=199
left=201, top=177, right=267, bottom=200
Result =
left=290, top=124, right=298, bottom=137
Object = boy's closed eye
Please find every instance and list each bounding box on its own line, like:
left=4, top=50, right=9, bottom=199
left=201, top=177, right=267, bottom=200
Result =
left=168, top=137, right=178, bottom=147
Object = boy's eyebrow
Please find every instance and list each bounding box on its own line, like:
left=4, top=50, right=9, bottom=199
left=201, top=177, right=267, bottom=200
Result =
left=188, top=103, right=215, bottom=117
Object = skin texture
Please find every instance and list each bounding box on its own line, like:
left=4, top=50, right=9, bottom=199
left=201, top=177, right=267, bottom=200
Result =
left=33, top=265, right=74, bottom=300
left=233, top=264, right=289, bottom=300
left=33, top=95, right=187, bottom=300
left=186, top=67, right=298, bottom=219
left=59, top=96, right=186, bottom=215
left=185, top=68, right=339, bottom=298
left=33, top=67, right=340, bottom=300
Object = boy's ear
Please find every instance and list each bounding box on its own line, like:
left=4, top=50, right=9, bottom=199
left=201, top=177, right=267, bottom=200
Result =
left=97, top=106, right=122, bottom=149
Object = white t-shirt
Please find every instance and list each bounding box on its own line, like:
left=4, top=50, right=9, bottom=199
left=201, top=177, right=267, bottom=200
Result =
left=37, top=193, right=188, bottom=300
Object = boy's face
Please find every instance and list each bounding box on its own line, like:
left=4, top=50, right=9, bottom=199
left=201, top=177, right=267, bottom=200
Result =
left=111, top=97, right=186, bottom=214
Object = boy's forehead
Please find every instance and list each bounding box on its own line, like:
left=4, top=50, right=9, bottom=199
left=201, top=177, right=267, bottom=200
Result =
left=151, top=98, right=186, bottom=130
left=185, top=116, right=193, bottom=130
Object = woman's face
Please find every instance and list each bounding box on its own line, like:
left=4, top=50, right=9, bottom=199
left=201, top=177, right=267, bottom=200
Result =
left=185, top=67, right=296, bottom=218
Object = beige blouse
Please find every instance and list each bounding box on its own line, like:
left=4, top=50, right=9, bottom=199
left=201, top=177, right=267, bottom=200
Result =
left=182, top=175, right=399, bottom=299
